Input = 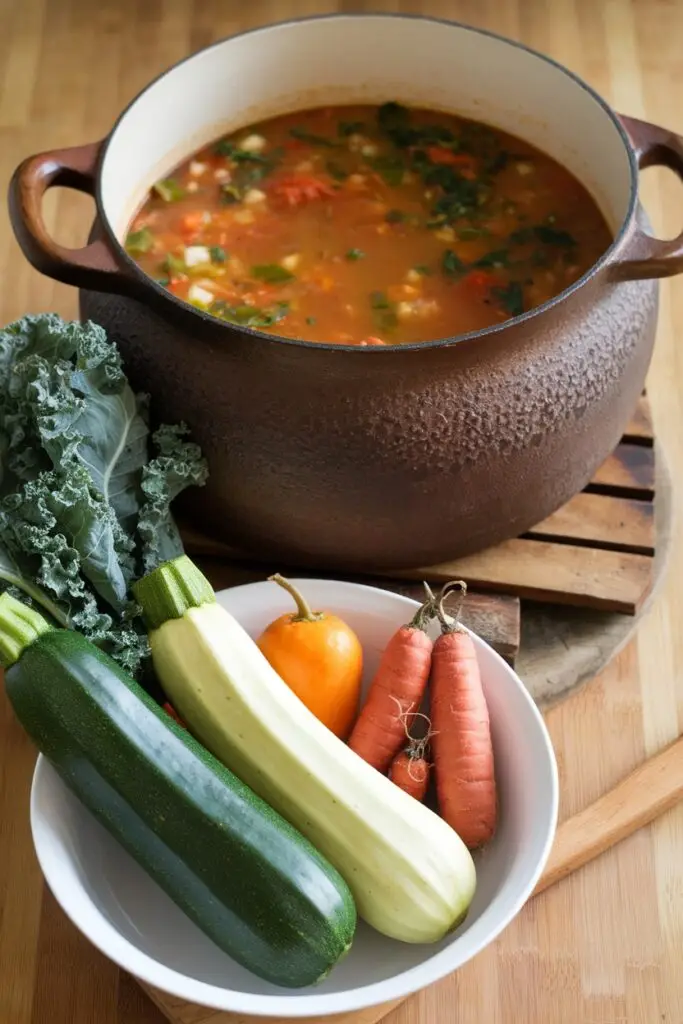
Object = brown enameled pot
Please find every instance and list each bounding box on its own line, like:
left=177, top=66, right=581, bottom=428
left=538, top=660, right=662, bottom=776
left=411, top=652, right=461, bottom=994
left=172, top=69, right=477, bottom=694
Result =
left=9, top=15, right=683, bottom=570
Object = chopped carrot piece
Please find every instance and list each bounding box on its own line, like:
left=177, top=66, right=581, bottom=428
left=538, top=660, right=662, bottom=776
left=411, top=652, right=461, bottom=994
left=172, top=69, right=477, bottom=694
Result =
left=270, top=174, right=337, bottom=207
left=180, top=211, right=205, bottom=234
left=466, top=270, right=500, bottom=292
left=426, top=148, right=478, bottom=177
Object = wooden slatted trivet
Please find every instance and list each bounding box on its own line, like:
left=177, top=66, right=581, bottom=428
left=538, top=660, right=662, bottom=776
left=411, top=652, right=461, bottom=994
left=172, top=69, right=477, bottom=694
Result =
left=184, top=394, right=656, bottom=670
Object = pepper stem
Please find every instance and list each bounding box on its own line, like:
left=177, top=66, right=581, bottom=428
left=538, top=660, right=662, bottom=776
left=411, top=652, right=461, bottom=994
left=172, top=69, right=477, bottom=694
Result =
left=435, top=580, right=468, bottom=635
left=0, top=593, right=53, bottom=668
left=133, top=555, right=216, bottom=632
left=269, top=574, right=323, bottom=622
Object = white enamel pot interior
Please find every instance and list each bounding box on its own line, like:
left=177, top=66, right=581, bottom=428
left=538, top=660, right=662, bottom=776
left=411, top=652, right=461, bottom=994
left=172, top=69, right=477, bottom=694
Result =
left=101, top=15, right=634, bottom=248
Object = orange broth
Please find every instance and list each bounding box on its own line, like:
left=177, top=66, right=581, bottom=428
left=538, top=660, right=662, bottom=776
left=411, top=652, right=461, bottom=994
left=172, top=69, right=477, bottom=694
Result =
left=126, top=104, right=613, bottom=346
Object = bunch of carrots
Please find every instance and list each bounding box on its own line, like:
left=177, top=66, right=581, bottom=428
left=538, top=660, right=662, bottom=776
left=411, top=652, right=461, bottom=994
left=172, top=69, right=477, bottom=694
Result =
left=347, top=580, right=497, bottom=851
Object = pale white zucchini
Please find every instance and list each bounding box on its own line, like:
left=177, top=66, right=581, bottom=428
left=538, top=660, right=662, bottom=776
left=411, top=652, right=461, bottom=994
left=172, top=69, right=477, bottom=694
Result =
left=136, top=559, right=477, bottom=945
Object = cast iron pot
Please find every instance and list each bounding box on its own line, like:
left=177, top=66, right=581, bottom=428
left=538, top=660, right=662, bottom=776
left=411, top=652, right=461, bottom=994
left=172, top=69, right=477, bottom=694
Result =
left=9, top=15, right=683, bottom=570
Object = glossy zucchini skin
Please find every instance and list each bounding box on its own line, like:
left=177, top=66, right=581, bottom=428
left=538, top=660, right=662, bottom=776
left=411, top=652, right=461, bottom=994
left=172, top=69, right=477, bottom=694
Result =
left=7, top=631, right=356, bottom=988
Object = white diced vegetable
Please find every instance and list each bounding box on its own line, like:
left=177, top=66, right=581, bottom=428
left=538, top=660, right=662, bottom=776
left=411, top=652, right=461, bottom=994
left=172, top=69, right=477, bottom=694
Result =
left=239, top=133, right=266, bottom=153
left=516, top=162, right=534, bottom=175
left=281, top=254, right=301, bottom=272
left=184, top=245, right=211, bottom=267
left=214, top=168, right=231, bottom=181
left=244, top=188, right=267, bottom=205
left=361, top=143, right=378, bottom=157
left=435, top=226, right=455, bottom=243
left=405, top=268, right=422, bottom=284
left=189, top=161, right=207, bottom=177
left=187, top=283, right=214, bottom=306
left=186, top=181, right=199, bottom=193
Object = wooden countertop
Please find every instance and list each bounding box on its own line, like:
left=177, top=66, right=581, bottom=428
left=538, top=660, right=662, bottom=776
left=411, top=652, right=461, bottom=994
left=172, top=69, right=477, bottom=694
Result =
left=1, top=1, right=682, bottom=1021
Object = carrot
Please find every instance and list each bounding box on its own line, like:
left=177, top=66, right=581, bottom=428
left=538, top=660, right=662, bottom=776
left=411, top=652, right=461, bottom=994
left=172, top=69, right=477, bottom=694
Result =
left=270, top=174, right=337, bottom=207
left=162, top=701, right=187, bottom=729
left=426, top=148, right=478, bottom=176
left=429, top=580, right=497, bottom=849
left=347, top=596, right=434, bottom=772
left=389, top=715, right=432, bottom=802
left=179, top=211, right=206, bottom=234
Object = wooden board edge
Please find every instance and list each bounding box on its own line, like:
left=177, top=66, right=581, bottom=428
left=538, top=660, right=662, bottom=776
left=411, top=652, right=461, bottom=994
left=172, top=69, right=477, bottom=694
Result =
left=140, top=980, right=405, bottom=1024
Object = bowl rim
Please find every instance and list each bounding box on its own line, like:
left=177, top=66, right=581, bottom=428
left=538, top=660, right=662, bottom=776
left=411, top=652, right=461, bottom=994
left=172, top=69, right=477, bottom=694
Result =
left=96, top=11, right=638, bottom=354
left=30, top=578, right=559, bottom=1017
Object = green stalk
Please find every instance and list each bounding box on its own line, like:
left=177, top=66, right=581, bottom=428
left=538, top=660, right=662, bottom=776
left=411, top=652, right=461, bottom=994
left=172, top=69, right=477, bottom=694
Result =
left=133, top=555, right=216, bottom=631
left=0, top=593, right=53, bottom=668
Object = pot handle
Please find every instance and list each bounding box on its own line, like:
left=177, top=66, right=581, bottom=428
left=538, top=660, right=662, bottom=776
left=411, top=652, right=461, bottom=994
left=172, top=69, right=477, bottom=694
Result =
left=609, top=114, right=683, bottom=281
left=8, top=141, right=141, bottom=296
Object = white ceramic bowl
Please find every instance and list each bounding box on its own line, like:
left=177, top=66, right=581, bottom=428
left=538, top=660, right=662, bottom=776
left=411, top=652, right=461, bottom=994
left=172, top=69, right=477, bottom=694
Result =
left=30, top=580, right=558, bottom=1017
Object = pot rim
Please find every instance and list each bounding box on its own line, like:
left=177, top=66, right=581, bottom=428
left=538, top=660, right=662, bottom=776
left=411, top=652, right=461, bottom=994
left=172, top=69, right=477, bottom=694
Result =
left=96, top=12, right=639, bottom=354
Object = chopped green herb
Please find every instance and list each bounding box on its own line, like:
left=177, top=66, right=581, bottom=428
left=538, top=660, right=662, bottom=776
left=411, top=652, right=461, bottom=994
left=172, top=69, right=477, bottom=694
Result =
left=306, top=316, right=317, bottom=326
left=370, top=290, right=391, bottom=309
left=162, top=252, right=186, bottom=276
left=442, top=249, right=466, bottom=278
left=338, top=120, right=365, bottom=137
left=367, top=155, right=405, bottom=186
left=385, top=209, right=407, bottom=224
left=214, top=139, right=271, bottom=163
left=156, top=277, right=170, bottom=288
left=289, top=127, right=339, bottom=148
left=153, top=178, right=185, bottom=202
left=510, top=227, right=535, bottom=245
left=534, top=225, right=576, bottom=247
left=369, top=291, right=398, bottom=330
left=346, top=248, right=365, bottom=261
left=413, top=264, right=432, bottom=275
left=377, top=102, right=411, bottom=135
left=209, top=246, right=227, bottom=263
left=485, top=150, right=509, bottom=175
left=251, top=263, right=295, bottom=284
left=219, top=183, right=242, bottom=205
left=210, top=300, right=290, bottom=329
left=125, top=227, right=154, bottom=255
left=475, top=249, right=510, bottom=268
left=492, top=281, right=525, bottom=317
left=457, top=226, right=490, bottom=241
left=326, top=160, right=349, bottom=182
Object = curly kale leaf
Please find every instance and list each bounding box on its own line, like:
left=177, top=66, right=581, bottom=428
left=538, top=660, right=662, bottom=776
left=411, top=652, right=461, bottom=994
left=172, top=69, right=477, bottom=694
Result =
left=0, top=315, right=207, bottom=678
left=138, top=424, right=209, bottom=574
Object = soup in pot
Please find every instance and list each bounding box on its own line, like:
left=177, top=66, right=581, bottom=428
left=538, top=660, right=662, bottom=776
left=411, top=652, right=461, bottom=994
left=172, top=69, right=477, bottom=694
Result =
left=125, top=103, right=613, bottom=345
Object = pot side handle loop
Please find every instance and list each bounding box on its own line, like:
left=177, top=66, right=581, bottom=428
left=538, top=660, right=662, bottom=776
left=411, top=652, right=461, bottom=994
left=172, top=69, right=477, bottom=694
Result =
left=8, top=141, right=141, bottom=296
left=609, top=114, right=683, bottom=281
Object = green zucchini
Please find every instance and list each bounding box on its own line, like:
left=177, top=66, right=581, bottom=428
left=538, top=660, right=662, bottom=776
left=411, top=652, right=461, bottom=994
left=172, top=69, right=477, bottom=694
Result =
left=0, top=594, right=356, bottom=988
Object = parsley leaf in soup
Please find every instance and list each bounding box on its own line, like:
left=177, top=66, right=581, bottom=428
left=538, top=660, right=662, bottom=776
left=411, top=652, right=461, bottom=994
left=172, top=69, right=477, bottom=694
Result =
left=125, top=228, right=154, bottom=254
left=251, top=264, right=295, bottom=284
left=442, top=250, right=466, bottom=278
left=289, top=127, right=339, bottom=148
left=367, top=155, right=405, bottom=187
left=475, top=249, right=510, bottom=269
left=210, top=301, right=290, bottom=329
left=152, top=178, right=186, bottom=202
left=492, top=281, right=525, bottom=317
left=534, top=225, right=577, bottom=247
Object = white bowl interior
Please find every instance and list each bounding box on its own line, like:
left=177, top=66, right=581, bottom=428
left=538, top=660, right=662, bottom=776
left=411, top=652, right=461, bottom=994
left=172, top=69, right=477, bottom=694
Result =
left=31, top=580, right=558, bottom=1017
left=102, top=15, right=633, bottom=240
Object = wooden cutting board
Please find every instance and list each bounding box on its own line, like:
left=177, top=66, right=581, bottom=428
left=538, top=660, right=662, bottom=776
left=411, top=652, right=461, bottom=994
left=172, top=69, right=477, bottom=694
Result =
left=140, top=732, right=683, bottom=1024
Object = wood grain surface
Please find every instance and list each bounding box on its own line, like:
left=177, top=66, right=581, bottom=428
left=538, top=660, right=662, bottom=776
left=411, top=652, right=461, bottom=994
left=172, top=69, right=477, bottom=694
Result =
left=0, top=2, right=682, bottom=1024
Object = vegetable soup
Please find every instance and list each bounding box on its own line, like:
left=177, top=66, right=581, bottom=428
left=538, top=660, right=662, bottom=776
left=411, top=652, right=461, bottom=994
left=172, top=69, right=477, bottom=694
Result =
left=126, top=103, right=613, bottom=345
